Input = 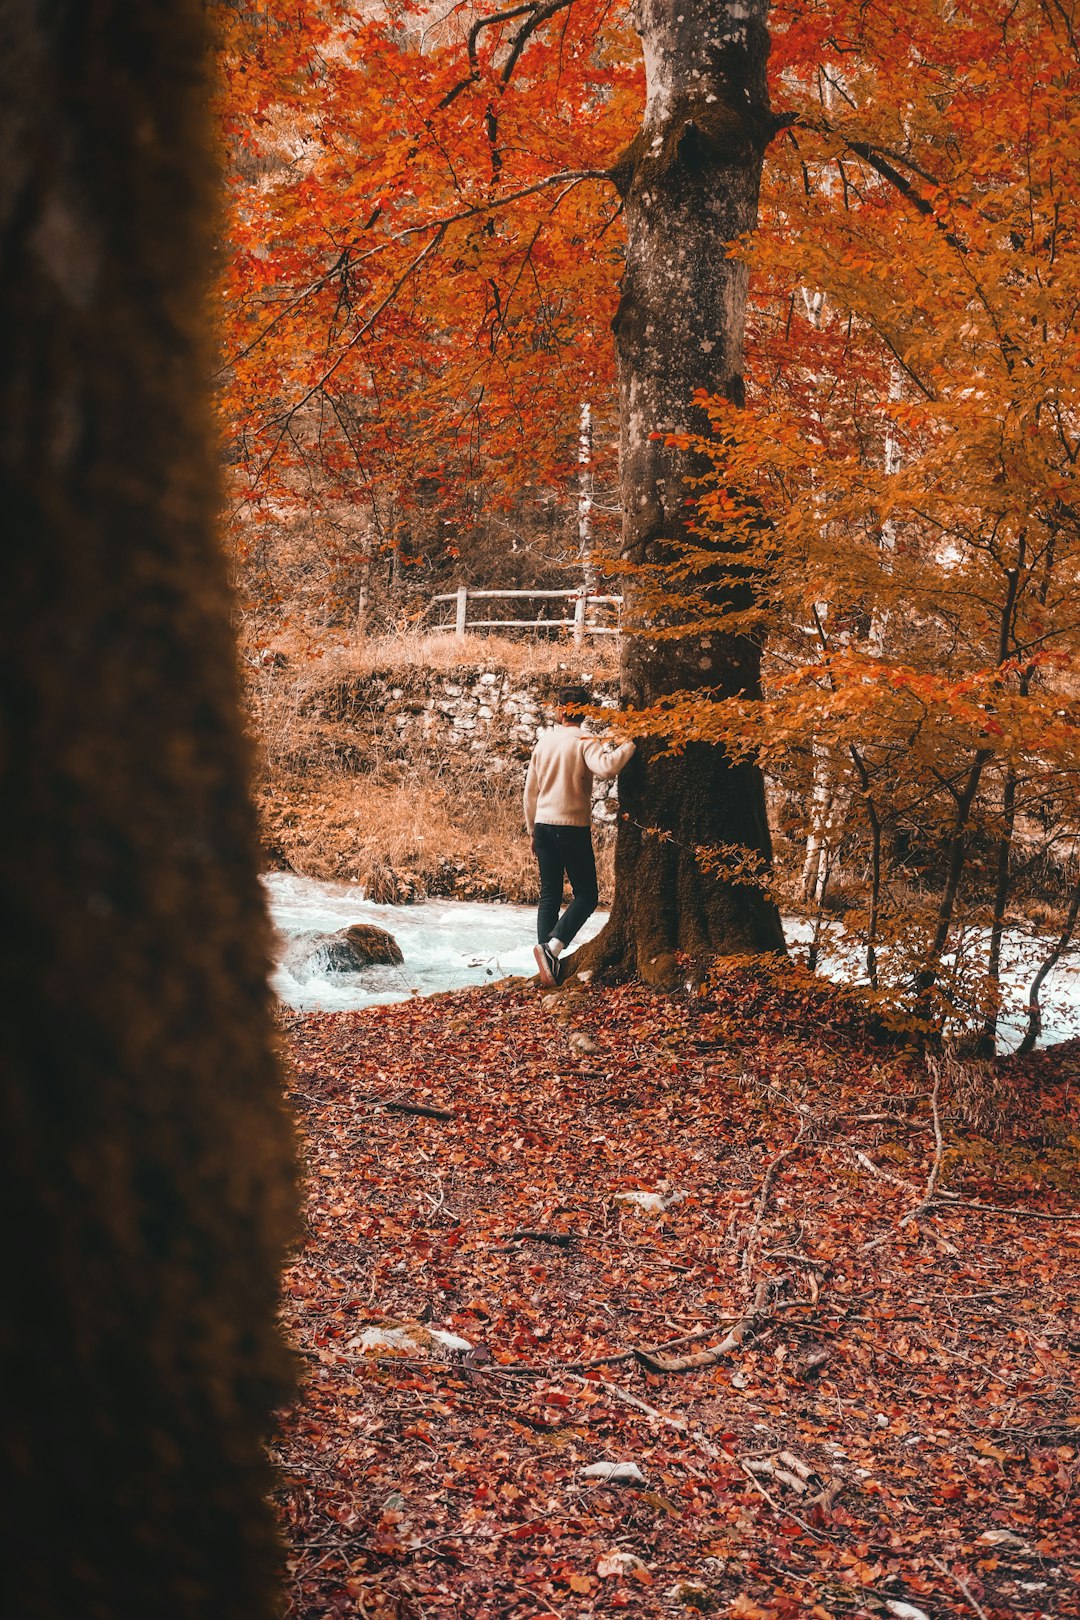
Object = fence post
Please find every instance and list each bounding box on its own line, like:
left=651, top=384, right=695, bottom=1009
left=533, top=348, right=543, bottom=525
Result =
left=573, top=589, right=586, bottom=644
left=455, top=584, right=468, bottom=639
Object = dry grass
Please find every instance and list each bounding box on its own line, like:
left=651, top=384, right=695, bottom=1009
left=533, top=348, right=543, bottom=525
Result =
left=259, top=765, right=615, bottom=905
left=320, top=628, right=620, bottom=681
left=247, top=628, right=620, bottom=900
left=935, top=1046, right=1010, bottom=1137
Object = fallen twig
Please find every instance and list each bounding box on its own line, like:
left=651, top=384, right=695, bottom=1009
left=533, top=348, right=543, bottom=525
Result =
left=929, top=1553, right=990, bottom=1620
left=861, top=1061, right=946, bottom=1253
left=744, top=1456, right=808, bottom=1495
left=384, top=1099, right=456, bottom=1121
left=562, top=1320, right=746, bottom=1372
left=740, top=1112, right=811, bottom=1281
left=568, top=1374, right=687, bottom=1431
left=742, top=1447, right=844, bottom=1519
left=508, top=1228, right=578, bottom=1246
left=762, top=1248, right=818, bottom=1266
left=921, top=1057, right=946, bottom=1206
left=777, top=1448, right=820, bottom=1485
left=450, top=1298, right=811, bottom=1380
left=924, top=1198, right=1080, bottom=1223
left=630, top=1276, right=789, bottom=1374
left=737, top=1460, right=833, bottom=1542
left=848, top=1148, right=920, bottom=1193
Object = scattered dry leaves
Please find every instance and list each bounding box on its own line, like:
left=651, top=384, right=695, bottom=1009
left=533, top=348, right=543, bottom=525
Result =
left=276, top=969, right=1080, bottom=1618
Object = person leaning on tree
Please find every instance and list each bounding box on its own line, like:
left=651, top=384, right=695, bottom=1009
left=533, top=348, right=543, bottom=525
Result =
left=524, top=684, right=635, bottom=987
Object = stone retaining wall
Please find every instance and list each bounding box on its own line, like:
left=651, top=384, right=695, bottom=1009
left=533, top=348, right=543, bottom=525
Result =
left=304, top=666, right=624, bottom=817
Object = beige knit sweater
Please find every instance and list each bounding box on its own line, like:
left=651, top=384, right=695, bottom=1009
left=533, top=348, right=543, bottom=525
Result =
left=523, top=724, right=636, bottom=833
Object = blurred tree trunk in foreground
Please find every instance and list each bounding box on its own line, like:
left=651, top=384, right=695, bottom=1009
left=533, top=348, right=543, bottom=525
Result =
left=0, top=6, right=297, bottom=1617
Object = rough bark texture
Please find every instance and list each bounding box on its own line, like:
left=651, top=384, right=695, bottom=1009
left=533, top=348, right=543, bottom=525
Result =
left=581, top=0, right=785, bottom=985
left=0, top=7, right=297, bottom=1618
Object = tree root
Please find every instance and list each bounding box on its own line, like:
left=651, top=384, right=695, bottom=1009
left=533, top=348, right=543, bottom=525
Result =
left=630, top=1275, right=790, bottom=1374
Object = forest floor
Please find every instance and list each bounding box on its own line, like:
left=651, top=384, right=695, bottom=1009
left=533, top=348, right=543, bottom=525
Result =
left=275, top=967, right=1080, bottom=1620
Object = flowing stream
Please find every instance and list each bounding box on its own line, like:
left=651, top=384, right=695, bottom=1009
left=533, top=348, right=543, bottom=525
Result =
left=266, top=872, right=1080, bottom=1048
left=266, top=872, right=605, bottom=1013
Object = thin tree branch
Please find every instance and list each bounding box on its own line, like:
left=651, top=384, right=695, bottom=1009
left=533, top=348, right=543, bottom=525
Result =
left=500, top=0, right=576, bottom=83
left=438, top=4, right=536, bottom=108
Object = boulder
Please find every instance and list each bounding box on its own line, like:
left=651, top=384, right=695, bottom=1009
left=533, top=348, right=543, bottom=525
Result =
left=288, top=923, right=404, bottom=975
left=336, top=923, right=404, bottom=968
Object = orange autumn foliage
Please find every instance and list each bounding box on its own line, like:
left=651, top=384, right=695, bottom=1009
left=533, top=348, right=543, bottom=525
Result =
left=646, top=0, right=1080, bottom=1044
left=211, top=0, right=640, bottom=633
left=213, top=0, right=1080, bottom=1041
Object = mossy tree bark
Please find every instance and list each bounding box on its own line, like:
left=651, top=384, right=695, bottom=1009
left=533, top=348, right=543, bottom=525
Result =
left=0, top=6, right=297, bottom=1618
left=579, top=0, right=786, bottom=987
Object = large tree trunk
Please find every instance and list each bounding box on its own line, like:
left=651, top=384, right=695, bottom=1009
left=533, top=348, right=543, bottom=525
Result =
left=0, top=7, right=297, bottom=1618
left=580, top=0, right=785, bottom=986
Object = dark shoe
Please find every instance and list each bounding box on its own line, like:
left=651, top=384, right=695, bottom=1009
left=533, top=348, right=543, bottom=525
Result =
left=533, top=943, right=561, bottom=988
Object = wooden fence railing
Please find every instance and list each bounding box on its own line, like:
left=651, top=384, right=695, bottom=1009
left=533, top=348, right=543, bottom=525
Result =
left=427, top=586, right=622, bottom=641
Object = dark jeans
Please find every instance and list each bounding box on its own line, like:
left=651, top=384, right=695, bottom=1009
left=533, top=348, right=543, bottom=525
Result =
left=534, top=822, right=599, bottom=946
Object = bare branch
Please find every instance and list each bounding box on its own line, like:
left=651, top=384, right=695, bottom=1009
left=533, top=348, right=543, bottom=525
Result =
left=438, top=4, right=536, bottom=108
left=500, top=0, right=576, bottom=83
left=630, top=1275, right=791, bottom=1374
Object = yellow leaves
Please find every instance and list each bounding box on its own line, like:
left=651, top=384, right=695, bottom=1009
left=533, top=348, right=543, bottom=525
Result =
left=728, top=1595, right=777, bottom=1619
left=694, top=841, right=777, bottom=895
left=971, top=1438, right=1011, bottom=1465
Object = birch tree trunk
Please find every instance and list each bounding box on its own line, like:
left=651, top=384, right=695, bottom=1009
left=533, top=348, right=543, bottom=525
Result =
left=578, top=400, right=596, bottom=598
left=578, top=0, right=786, bottom=985
left=355, top=518, right=375, bottom=640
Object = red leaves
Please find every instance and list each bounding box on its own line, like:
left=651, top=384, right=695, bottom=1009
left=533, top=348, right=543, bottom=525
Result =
left=212, top=0, right=637, bottom=582
left=275, top=975, right=1080, bottom=1615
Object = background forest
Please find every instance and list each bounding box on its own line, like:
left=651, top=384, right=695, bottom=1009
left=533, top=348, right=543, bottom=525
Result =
left=214, top=0, right=1080, bottom=1049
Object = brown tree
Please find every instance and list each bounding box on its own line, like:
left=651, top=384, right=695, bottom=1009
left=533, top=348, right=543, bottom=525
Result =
left=580, top=0, right=786, bottom=984
left=0, top=5, right=297, bottom=1617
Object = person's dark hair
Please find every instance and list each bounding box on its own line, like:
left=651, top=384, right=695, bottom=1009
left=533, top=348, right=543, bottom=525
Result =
left=557, top=684, right=589, bottom=717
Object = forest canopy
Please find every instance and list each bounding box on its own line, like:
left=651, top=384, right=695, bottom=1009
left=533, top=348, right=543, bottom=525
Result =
left=212, top=0, right=1080, bottom=1044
